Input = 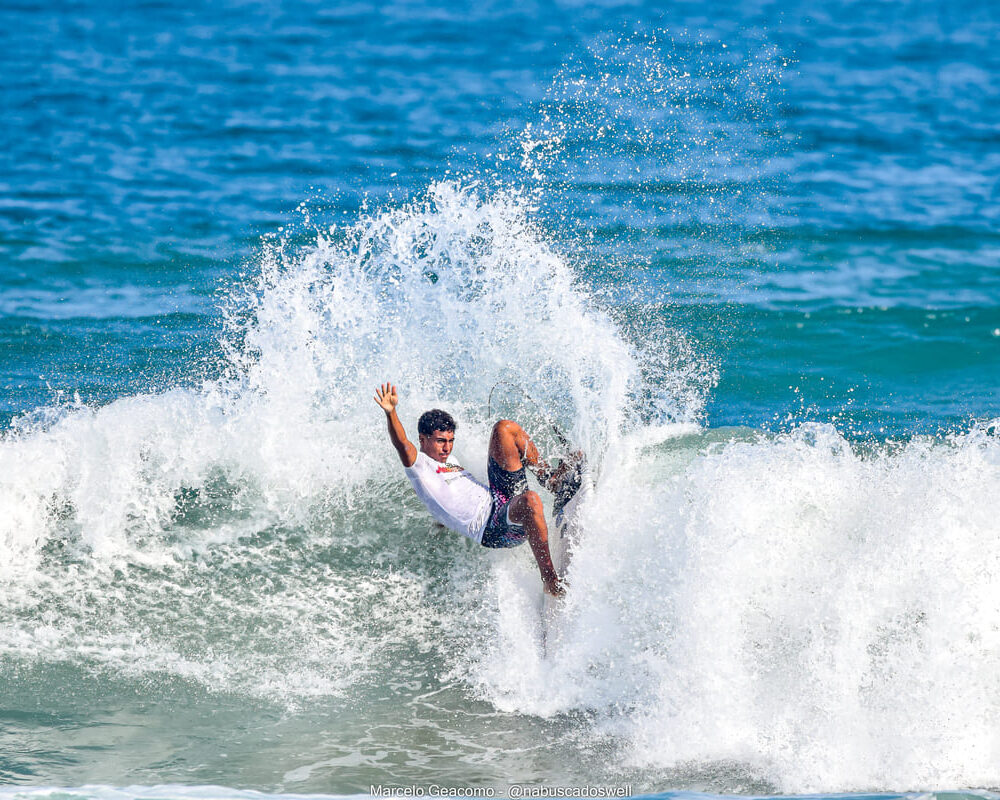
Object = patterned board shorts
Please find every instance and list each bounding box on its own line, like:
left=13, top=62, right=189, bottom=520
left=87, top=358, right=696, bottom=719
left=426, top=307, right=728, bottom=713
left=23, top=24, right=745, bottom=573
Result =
left=480, top=493, right=527, bottom=548
left=480, top=456, right=530, bottom=549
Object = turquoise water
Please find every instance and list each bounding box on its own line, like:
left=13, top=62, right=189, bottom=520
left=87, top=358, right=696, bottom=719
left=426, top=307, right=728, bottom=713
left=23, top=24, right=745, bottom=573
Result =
left=2, top=1, right=1000, bottom=797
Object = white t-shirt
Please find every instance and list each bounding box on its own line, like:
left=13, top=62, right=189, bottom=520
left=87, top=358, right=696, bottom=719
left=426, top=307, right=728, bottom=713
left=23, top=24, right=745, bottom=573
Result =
left=404, top=452, right=492, bottom=543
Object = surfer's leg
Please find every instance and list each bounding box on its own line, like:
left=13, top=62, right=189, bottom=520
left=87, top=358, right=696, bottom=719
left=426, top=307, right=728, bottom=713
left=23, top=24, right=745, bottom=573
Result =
left=508, top=490, right=564, bottom=597
left=489, top=419, right=539, bottom=471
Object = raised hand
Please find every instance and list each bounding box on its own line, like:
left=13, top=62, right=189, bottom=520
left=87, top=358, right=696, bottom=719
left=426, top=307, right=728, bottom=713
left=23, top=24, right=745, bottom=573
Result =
left=374, top=382, right=399, bottom=414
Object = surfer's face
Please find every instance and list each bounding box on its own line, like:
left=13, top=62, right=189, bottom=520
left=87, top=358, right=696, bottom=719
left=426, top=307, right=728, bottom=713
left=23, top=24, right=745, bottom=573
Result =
left=420, top=429, right=454, bottom=463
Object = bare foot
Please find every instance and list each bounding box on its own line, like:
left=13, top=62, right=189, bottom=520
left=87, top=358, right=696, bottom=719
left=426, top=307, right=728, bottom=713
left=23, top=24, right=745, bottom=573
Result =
left=544, top=577, right=566, bottom=598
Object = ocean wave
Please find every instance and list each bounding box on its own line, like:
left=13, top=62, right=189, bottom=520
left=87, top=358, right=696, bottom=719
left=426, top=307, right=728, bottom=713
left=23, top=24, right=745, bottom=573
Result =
left=3, top=183, right=1000, bottom=791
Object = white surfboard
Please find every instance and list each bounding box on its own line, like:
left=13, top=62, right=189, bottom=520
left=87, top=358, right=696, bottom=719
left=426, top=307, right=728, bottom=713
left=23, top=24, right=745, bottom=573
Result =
left=541, top=455, right=593, bottom=650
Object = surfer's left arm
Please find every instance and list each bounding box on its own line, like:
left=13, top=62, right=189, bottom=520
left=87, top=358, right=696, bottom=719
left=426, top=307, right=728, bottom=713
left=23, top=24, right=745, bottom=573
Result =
left=374, top=382, right=418, bottom=467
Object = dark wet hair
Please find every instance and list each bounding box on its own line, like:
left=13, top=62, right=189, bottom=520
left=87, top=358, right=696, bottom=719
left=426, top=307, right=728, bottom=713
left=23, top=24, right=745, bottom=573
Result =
left=418, top=409, right=457, bottom=436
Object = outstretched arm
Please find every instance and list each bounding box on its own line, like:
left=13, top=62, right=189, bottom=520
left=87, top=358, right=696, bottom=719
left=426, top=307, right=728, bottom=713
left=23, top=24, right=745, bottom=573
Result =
left=374, top=382, right=417, bottom=467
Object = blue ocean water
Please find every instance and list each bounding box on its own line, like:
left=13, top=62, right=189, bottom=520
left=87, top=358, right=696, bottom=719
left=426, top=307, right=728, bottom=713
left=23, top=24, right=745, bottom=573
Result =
left=2, top=0, right=1000, bottom=797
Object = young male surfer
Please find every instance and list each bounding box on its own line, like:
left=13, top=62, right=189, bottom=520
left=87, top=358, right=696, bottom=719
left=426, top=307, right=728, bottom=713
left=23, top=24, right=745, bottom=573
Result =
left=374, top=381, right=566, bottom=597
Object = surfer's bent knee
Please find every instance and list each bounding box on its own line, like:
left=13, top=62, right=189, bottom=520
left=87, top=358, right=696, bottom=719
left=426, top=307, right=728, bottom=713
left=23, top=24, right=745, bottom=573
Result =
left=490, top=418, right=521, bottom=444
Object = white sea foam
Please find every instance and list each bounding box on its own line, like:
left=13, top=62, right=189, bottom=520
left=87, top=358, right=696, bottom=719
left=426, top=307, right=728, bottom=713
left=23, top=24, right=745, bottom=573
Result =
left=461, top=421, right=1000, bottom=791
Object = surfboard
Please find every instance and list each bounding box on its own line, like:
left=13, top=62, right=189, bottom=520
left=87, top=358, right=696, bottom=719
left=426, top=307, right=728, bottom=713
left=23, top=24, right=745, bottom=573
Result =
left=541, top=452, right=593, bottom=649
left=484, top=379, right=591, bottom=649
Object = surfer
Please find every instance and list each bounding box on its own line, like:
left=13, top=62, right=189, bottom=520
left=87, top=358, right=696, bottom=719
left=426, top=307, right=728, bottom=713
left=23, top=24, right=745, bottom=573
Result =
left=374, top=381, right=567, bottom=597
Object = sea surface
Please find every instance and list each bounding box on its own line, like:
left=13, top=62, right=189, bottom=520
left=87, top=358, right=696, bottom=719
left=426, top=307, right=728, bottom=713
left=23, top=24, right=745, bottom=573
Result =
left=2, top=0, right=1000, bottom=798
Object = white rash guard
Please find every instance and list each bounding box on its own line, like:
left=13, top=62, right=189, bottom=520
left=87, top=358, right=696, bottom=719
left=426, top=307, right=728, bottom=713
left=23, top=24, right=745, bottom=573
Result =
left=404, top=452, right=492, bottom=544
